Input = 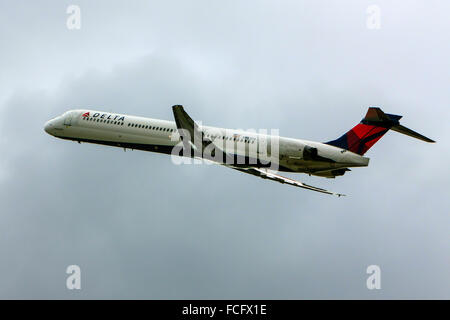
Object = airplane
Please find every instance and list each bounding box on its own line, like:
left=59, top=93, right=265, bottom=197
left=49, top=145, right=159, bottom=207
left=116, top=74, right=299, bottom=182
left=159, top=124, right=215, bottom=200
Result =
left=44, top=105, right=434, bottom=196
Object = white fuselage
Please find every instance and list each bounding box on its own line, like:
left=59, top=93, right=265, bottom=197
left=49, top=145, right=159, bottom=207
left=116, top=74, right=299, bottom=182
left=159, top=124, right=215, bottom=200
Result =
left=44, top=109, right=369, bottom=176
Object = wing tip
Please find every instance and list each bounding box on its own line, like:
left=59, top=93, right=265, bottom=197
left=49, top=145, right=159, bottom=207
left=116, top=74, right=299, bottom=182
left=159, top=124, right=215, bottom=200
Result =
left=172, top=104, right=184, bottom=112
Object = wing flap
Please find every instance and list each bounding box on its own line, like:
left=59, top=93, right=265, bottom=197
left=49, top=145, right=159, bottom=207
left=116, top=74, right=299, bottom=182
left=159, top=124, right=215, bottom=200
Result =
left=234, top=167, right=345, bottom=197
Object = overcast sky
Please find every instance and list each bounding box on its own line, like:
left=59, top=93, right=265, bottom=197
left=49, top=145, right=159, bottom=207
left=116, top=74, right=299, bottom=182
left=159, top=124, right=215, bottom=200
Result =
left=0, top=0, right=449, bottom=299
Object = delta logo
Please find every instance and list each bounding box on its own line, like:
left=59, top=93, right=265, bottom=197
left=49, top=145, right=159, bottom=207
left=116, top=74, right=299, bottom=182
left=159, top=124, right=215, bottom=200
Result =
left=82, top=112, right=125, bottom=121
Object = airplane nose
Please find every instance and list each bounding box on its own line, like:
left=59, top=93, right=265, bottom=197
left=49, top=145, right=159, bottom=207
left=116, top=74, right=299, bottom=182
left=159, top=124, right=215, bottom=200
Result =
left=44, top=120, right=53, bottom=134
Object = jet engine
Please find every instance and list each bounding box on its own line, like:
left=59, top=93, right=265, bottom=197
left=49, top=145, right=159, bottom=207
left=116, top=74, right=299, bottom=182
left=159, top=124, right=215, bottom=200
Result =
left=302, top=145, right=319, bottom=160
left=312, top=168, right=351, bottom=178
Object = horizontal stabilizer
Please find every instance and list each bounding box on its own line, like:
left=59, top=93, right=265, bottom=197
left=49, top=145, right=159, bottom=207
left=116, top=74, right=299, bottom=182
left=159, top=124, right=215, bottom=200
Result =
left=391, top=124, right=435, bottom=143
left=326, top=107, right=435, bottom=155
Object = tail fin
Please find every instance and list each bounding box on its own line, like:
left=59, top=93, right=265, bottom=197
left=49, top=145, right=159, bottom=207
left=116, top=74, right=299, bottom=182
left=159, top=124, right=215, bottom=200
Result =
left=325, top=107, right=435, bottom=155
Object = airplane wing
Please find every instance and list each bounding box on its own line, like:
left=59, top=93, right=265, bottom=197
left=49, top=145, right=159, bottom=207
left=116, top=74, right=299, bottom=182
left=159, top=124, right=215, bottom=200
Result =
left=174, top=105, right=345, bottom=197
left=200, top=158, right=345, bottom=196
left=172, top=104, right=211, bottom=152
left=231, top=167, right=346, bottom=197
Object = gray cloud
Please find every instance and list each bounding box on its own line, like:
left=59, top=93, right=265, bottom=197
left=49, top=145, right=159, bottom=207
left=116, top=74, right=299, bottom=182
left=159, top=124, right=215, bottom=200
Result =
left=0, top=0, right=449, bottom=299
